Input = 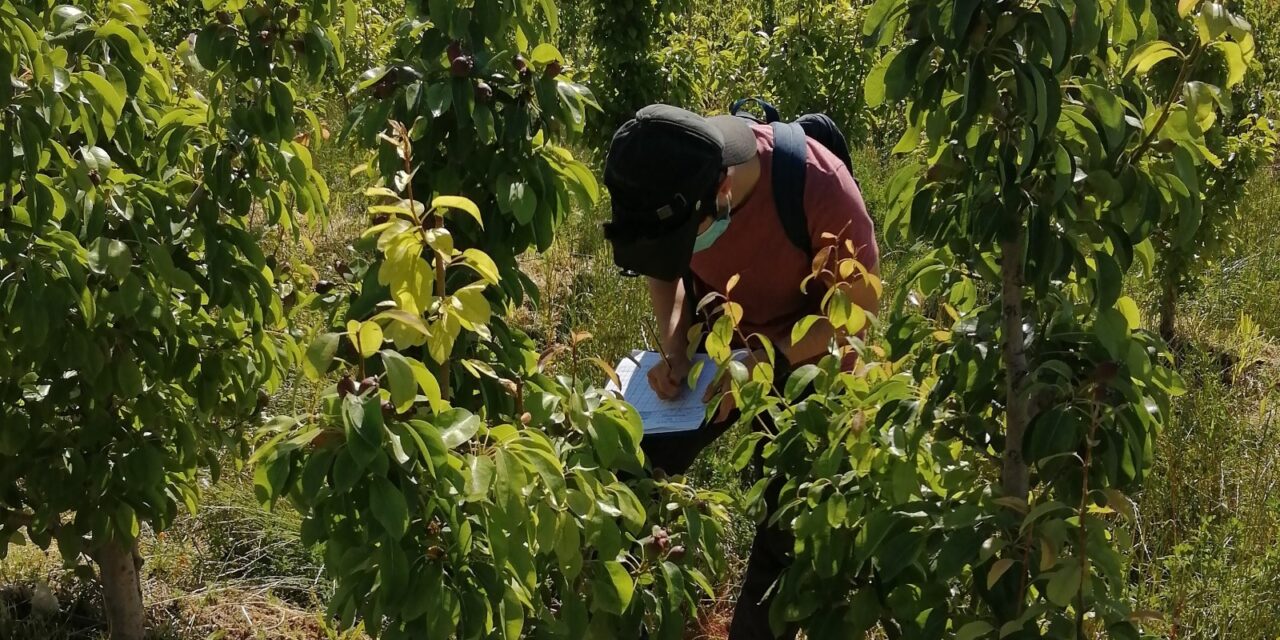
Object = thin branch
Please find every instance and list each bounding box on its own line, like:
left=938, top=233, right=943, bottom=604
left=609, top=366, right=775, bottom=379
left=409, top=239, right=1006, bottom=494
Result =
left=1128, top=42, right=1204, bottom=166
left=1076, top=399, right=1101, bottom=636
left=2, top=110, right=14, bottom=218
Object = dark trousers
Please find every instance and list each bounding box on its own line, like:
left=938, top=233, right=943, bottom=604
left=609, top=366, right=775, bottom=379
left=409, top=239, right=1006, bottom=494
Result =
left=641, top=412, right=798, bottom=640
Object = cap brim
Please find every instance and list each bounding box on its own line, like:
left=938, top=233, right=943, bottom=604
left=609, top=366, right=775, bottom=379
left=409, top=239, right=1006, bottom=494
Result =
left=706, top=115, right=757, bottom=167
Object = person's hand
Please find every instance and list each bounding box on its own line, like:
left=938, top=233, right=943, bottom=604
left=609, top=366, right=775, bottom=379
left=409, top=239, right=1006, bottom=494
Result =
left=647, top=354, right=692, bottom=400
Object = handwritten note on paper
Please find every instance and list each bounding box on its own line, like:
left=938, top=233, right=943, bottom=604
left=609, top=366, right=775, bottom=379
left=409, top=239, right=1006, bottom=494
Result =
left=607, top=350, right=744, bottom=435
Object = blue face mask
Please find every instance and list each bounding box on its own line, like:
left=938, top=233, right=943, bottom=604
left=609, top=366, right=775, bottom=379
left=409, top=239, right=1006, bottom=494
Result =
left=693, top=214, right=730, bottom=253
left=693, top=191, right=733, bottom=253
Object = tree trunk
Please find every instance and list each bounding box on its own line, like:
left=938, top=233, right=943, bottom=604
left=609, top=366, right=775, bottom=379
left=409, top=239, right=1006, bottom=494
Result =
left=1000, top=233, right=1030, bottom=501
left=1159, top=274, right=1177, bottom=345
left=763, top=0, right=778, bottom=33
left=97, top=538, right=145, bottom=640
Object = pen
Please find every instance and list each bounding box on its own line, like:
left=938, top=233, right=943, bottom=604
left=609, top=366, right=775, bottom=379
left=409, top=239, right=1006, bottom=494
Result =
left=641, top=322, right=672, bottom=369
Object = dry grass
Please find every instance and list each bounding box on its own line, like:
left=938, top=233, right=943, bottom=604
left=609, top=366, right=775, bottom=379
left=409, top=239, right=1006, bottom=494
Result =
left=0, top=472, right=343, bottom=640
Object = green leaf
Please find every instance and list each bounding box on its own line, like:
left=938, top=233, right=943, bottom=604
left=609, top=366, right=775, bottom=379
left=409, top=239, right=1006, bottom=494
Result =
left=530, top=43, right=563, bottom=66
left=593, top=560, right=634, bottom=615
left=497, top=174, right=537, bottom=224
left=957, top=621, right=995, bottom=640
left=556, top=81, right=587, bottom=130
left=461, top=248, right=500, bottom=285
left=891, top=123, right=920, bottom=154
left=826, top=493, right=848, bottom=528
left=466, top=455, right=494, bottom=501
left=115, top=503, right=140, bottom=541
left=986, top=558, right=1014, bottom=589
left=438, top=408, right=481, bottom=449
left=1195, top=2, right=1232, bottom=44
left=80, top=146, right=113, bottom=173
left=51, top=6, right=88, bottom=34
left=587, top=415, right=622, bottom=468
left=785, top=365, right=821, bottom=402
left=864, top=50, right=896, bottom=108
left=386, top=426, right=411, bottom=465
left=790, top=315, right=825, bottom=347
left=948, top=0, right=982, bottom=42
left=97, top=20, right=147, bottom=63
left=1213, top=41, right=1246, bottom=87
left=538, top=0, right=559, bottom=33
left=369, top=475, right=410, bottom=540
left=1095, top=253, right=1121, bottom=310
left=342, top=0, right=358, bottom=39
left=409, top=419, right=449, bottom=472
left=452, top=284, right=492, bottom=328
left=1042, top=6, right=1071, bottom=71
left=1046, top=563, right=1083, bottom=606
left=347, top=320, right=384, bottom=359
left=555, top=513, right=583, bottom=579
left=408, top=359, right=445, bottom=413
left=433, top=195, right=483, bottom=228
left=381, top=350, right=417, bottom=413
left=1117, top=296, right=1142, bottom=330
left=730, top=432, right=766, bottom=470
left=253, top=454, right=292, bottom=509
left=1082, top=84, right=1127, bottom=153
left=79, top=73, right=125, bottom=121
left=304, top=333, right=340, bottom=380
left=87, top=238, right=131, bottom=280
left=1179, top=0, right=1202, bottom=17
left=864, top=0, right=905, bottom=43
left=1020, top=501, right=1073, bottom=534
left=1173, top=192, right=1203, bottom=248
left=426, top=82, right=452, bottom=118
left=1124, top=41, right=1181, bottom=76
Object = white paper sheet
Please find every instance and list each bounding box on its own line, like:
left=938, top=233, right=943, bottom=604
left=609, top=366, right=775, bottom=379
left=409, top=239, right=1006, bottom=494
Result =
left=606, top=350, right=744, bottom=435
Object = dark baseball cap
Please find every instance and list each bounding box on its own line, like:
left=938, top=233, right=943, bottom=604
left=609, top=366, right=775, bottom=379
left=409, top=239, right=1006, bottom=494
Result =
left=602, top=104, right=756, bottom=280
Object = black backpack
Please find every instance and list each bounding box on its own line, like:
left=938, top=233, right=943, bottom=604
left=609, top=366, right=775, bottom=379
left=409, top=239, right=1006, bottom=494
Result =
left=728, top=97, right=855, bottom=257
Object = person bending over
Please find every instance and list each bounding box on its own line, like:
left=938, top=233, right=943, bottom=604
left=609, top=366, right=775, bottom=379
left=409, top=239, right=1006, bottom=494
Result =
left=602, top=104, right=880, bottom=640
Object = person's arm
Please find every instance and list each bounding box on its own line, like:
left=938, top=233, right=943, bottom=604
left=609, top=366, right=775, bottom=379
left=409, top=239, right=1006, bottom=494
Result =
left=645, top=277, right=693, bottom=399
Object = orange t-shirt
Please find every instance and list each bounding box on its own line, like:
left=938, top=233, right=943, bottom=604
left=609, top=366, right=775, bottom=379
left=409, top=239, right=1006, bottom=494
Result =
left=689, top=123, right=879, bottom=346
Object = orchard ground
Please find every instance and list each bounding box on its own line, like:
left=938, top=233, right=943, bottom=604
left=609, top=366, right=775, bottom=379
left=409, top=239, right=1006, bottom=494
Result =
left=3, top=138, right=1280, bottom=638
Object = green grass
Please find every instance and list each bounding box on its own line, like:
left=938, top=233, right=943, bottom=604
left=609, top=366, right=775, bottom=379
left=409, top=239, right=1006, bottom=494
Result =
left=1127, top=168, right=1280, bottom=636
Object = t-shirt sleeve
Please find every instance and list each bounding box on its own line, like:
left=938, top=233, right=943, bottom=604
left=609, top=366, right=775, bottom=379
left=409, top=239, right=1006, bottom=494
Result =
left=803, top=159, right=879, bottom=280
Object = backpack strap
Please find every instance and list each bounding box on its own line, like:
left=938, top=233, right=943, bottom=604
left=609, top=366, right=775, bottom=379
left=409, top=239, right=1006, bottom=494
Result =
left=730, top=97, right=781, bottom=124
left=796, top=113, right=854, bottom=176
left=769, top=121, right=812, bottom=257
